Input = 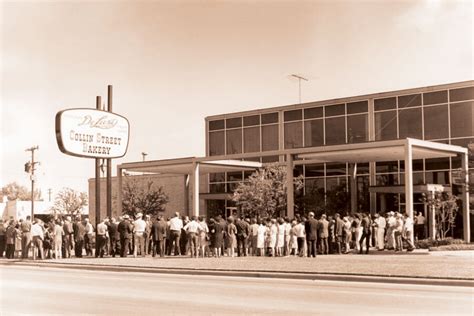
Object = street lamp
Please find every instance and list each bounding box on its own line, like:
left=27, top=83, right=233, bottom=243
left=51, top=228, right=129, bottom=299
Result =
left=289, top=74, right=308, bottom=104
left=141, top=152, right=148, bottom=161
left=25, top=145, right=39, bottom=220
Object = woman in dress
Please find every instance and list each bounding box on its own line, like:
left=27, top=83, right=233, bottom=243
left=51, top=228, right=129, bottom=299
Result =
left=54, top=220, right=64, bottom=259
left=290, top=220, right=298, bottom=256
left=256, top=219, right=266, bottom=256
left=225, top=217, right=237, bottom=257
left=198, top=216, right=209, bottom=258
left=269, top=218, right=278, bottom=257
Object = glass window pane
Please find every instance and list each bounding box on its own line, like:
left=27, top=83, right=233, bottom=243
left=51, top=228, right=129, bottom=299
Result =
left=326, top=163, right=347, bottom=176
left=399, top=159, right=424, bottom=172
left=305, top=164, right=324, bottom=177
left=425, top=171, right=449, bottom=185
left=374, top=97, right=396, bottom=111
left=325, top=116, right=346, bottom=145
left=325, top=104, right=345, bottom=117
left=209, top=131, right=225, bottom=156
left=243, top=115, right=260, bottom=126
left=424, top=90, right=448, bottom=105
left=450, top=86, right=474, bottom=102
left=347, top=100, right=368, bottom=114
left=284, top=109, right=302, bottom=122
left=262, top=155, right=279, bottom=163
left=261, top=112, right=279, bottom=124
left=227, top=172, right=243, bottom=182
left=209, top=120, right=224, bottom=131
left=262, top=124, right=279, bottom=151
left=376, top=161, right=398, bottom=173
left=425, top=158, right=450, bottom=170
left=209, top=173, right=226, bottom=183
left=450, top=101, right=474, bottom=137
left=398, top=94, right=421, bottom=108
left=243, top=127, right=260, bottom=153
left=424, top=105, right=449, bottom=140
left=356, top=162, right=370, bottom=174
left=376, top=174, right=399, bottom=186
left=305, top=178, right=325, bottom=193
left=209, top=183, right=226, bottom=193
left=304, top=107, right=323, bottom=119
left=284, top=122, right=303, bottom=149
left=226, top=117, right=242, bottom=128
left=347, top=114, right=368, bottom=143
left=226, top=129, right=242, bottom=154
left=304, top=119, right=324, bottom=147
left=375, top=110, right=397, bottom=141
left=327, top=176, right=347, bottom=191
left=399, top=108, right=422, bottom=139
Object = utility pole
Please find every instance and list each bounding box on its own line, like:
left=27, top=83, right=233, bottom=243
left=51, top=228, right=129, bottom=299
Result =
left=106, top=85, right=113, bottom=219
left=95, top=96, right=101, bottom=257
left=25, top=146, right=39, bottom=220
left=290, top=74, right=308, bottom=104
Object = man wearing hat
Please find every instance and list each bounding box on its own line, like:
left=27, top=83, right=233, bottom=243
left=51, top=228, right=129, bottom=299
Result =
left=118, top=215, right=133, bottom=257
left=305, top=212, right=318, bottom=258
left=133, top=212, right=147, bottom=257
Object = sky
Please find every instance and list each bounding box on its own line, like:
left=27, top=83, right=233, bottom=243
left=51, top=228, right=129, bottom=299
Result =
left=1, top=0, right=473, bottom=200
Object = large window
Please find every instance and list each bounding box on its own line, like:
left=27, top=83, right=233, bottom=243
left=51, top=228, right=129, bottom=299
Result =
left=262, top=124, right=279, bottom=151
left=399, top=108, right=422, bottom=139
left=424, top=105, right=449, bottom=140
left=284, top=122, right=303, bottom=149
left=325, top=116, right=346, bottom=145
left=375, top=110, right=397, bottom=140
left=450, top=101, right=474, bottom=137
left=347, top=114, right=368, bottom=143
left=209, top=131, right=225, bottom=156
left=226, top=129, right=242, bottom=154
left=243, top=127, right=260, bottom=153
left=304, top=119, right=324, bottom=147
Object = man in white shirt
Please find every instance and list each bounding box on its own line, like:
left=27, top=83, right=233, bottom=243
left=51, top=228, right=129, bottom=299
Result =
left=293, top=219, right=306, bottom=257
left=403, top=213, right=415, bottom=251
left=31, top=219, right=44, bottom=260
left=96, top=219, right=108, bottom=258
left=183, top=216, right=201, bottom=258
left=386, top=212, right=396, bottom=250
left=374, top=213, right=386, bottom=251
left=415, top=212, right=426, bottom=240
left=169, top=212, right=183, bottom=256
left=133, top=213, right=147, bottom=257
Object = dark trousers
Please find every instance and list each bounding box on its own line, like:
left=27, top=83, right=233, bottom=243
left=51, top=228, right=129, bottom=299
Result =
left=74, top=239, right=83, bottom=257
left=297, top=237, right=305, bottom=257
left=96, top=235, right=107, bottom=257
left=153, top=239, right=165, bottom=257
left=84, top=235, right=93, bottom=256
left=0, top=235, right=5, bottom=257
left=110, top=237, right=119, bottom=257
left=32, top=236, right=44, bottom=260
left=237, top=236, right=248, bottom=257
left=21, top=234, right=32, bottom=259
left=64, top=235, right=73, bottom=258
left=319, top=237, right=329, bottom=254
left=6, top=244, right=15, bottom=259
left=170, top=230, right=181, bottom=255
left=359, top=231, right=371, bottom=254
left=307, top=239, right=317, bottom=257
left=335, top=235, right=343, bottom=254
left=120, top=237, right=130, bottom=257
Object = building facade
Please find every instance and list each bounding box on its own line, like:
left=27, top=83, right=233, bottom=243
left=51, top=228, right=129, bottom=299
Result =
left=205, top=81, right=474, bottom=217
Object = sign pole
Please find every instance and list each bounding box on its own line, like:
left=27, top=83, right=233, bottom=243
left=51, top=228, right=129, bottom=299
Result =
left=107, top=85, right=113, bottom=219
left=95, top=96, right=102, bottom=257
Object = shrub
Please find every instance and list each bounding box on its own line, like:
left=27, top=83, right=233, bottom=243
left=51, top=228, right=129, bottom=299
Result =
left=415, top=237, right=466, bottom=249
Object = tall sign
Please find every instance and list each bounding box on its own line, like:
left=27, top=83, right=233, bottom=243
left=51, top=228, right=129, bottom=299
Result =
left=55, top=108, right=129, bottom=158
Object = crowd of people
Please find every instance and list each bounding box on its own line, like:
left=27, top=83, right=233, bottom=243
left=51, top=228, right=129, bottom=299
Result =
left=0, top=210, right=426, bottom=260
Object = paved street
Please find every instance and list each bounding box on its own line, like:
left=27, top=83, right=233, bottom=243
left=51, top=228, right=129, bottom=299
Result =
left=1, top=266, right=472, bottom=315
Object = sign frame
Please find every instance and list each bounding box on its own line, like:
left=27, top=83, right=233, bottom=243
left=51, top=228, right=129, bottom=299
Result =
left=55, top=107, right=130, bottom=159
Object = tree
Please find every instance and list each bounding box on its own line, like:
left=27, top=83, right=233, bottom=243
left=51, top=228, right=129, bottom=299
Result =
left=1, top=182, right=42, bottom=201
left=421, top=191, right=460, bottom=239
left=49, top=188, right=88, bottom=217
left=232, top=163, right=304, bottom=219
left=121, top=176, right=169, bottom=218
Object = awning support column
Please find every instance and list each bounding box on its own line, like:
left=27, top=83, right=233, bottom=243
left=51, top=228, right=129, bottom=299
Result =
left=286, top=154, right=294, bottom=219
left=117, top=166, right=123, bottom=217
left=191, top=161, right=200, bottom=217
left=461, top=152, right=470, bottom=243
left=404, top=139, right=414, bottom=243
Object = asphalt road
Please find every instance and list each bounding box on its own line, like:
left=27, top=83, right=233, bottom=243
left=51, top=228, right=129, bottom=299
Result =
left=0, top=266, right=472, bottom=315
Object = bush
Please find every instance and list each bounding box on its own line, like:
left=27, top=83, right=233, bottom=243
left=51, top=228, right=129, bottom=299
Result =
left=429, top=244, right=474, bottom=251
left=415, top=237, right=466, bottom=249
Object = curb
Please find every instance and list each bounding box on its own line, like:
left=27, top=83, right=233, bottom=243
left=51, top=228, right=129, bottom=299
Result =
left=2, top=260, right=473, bottom=288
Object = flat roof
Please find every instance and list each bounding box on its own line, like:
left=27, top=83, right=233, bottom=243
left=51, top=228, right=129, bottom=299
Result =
left=205, top=80, right=474, bottom=121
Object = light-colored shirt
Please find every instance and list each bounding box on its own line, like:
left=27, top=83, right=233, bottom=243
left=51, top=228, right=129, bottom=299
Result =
left=250, top=224, right=259, bottom=236
left=169, top=217, right=183, bottom=231
left=31, top=224, right=44, bottom=239
left=294, top=223, right=305, bottom=238
left=134, top=219, right=146, bottom=234
left=375, top=217, right=386, bottom=229
left=97, top=222, right=108, bottom=235
left=184, top=220, right=201, bottom=233
left=415, top=214, right=425, bottom=225
left=404, top=217, right=414, bottom=232
left=85, top=222, right=94, bottom=235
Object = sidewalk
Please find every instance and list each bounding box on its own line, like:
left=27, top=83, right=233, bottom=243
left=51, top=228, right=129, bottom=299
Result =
left=2, top=250, right=473, bottom=286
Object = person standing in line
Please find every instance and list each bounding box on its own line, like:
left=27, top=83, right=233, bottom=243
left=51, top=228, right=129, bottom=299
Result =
left=342, top=216, right=352, bottom=253
left=169, top=212, right=183, bottom=256
left=118, top=215, right=133, bottom=257
left=214, top=215, right=226, bottom=258
left=305, top=213, right=318, bottom=258
left=31, top=219, right=44, bottom=260
left=235, top=217, right=250, bottom=257
left=289, top=220, right=298, bottom=256
left=359, top=213, right=371, bottom=254
left=403, top=213, right=415, bottom=251
left=318, top=214, right=329, bottom=255
left=63, top=216, right=74, bottom=258
left=334, top=213, right=344, bottom=255
left=414, top=211, right=426, bottom=241
left=276, top=218, right=285, bottom=257
left=72, top=216, right=85, bottom=258
left=107, top=217, right=119, bottom=257
left=96, top=219, right=108, bottom=258
left=249, top=218, right=259, bottom=256
left=351, top=214, right=361, bottom=253
left=256, top=219, right=266, bottom=256
left=144, top=215, right=152, bottom=256
left=20, top=216, right=32, bottom=259
left=394, top=213, right=404, bottom=251
left=225, top=217, right=237, bottom=258
left=198, top=216, right=209, bottom=258
left=386, top=212, right=396, bottom=250
left=268, top=218, right=278, bottom=257
left=294, top=218, right=306, bottom=257
left=374, top=213, right=386, bottom=251
left=183, top=216, right=202, bottom=258
left=133, top=213, right=146, bottom=258
left=5, top=220, right=19, bottom=259
left=0, top=219, right=6, bottom=257
left=283, top=217, right=292, bottom=256
left=151, top=215, right=167, bottom=257
left=84, top=218, right=94, bottom=256
left=53, top=220, right=64, bottom=259
left=180, top=216, right=190, bottom=256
